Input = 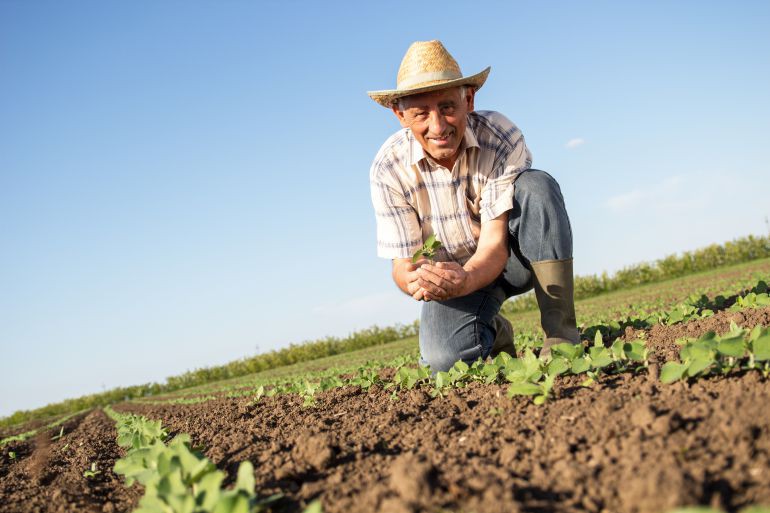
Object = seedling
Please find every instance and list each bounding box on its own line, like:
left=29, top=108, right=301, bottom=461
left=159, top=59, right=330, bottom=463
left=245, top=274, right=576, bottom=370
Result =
left=8, top=451, right=15, bottom=460
left=507, top=373, right=556, bottom=405
left=83, top=462, right=101, bottom=478
left=348, top=365, right=382, bottom=391
left=252, top=385, right=265, bottom=403
left=394, top=365, right=431, bottom=391
left=412, top=234, right=443, bottom=263
left=51, top=426, right=64, bottom=441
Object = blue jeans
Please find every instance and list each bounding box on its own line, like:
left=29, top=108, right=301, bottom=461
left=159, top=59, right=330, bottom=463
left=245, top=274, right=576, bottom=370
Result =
left=419, top=169, right=573, bottom=371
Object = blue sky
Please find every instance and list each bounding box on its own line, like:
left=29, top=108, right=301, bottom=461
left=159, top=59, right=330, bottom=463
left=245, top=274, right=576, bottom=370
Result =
left=1, top=0, right=769, bottom=417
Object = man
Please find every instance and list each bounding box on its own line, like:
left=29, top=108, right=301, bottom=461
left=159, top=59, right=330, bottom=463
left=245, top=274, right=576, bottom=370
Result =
left=368, top=40, right=579, bottom=371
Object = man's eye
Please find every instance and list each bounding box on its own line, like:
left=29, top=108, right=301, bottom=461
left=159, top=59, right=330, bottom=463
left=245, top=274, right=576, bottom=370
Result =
left=441, top=106, right=455, bottom=115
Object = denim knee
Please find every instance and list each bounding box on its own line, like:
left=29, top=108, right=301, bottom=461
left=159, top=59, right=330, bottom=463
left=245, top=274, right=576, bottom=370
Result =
left=512, top=169, right=563, bottom=210
left=509, top=169, right=573, bottom=262
left=419, top=292, right=500, bottom=372
left=421, top=340, right=485, bottom=373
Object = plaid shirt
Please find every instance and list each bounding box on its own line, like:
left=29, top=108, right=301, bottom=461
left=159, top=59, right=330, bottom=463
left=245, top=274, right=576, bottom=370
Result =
left=370, top=110, right=532, bottom=265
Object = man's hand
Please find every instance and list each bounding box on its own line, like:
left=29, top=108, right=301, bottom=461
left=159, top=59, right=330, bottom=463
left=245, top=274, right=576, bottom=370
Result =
left=417, top=261, right=469, bottom=301
left=391, top=211, right=508, bottom=302
left=392, top=258, right=430, bottom=301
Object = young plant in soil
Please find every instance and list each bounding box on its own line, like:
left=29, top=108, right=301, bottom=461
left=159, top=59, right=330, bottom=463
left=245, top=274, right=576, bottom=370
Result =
left=412, top=234, right=443, bottom=264
left=83, top=462, right=101, bottom=479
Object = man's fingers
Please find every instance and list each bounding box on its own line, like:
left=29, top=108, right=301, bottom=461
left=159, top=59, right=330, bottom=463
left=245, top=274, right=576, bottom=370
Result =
left=417, top=266, right=452, bottom=287
left=419, top=264, right=462, bottom=283
left=418, top=278, right=448, bottom=297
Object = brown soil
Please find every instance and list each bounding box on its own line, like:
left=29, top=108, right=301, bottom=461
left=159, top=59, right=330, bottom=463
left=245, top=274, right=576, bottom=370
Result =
left=2, top=308, right=770, bottom=513
left=0, top=410, right=141, bottom=513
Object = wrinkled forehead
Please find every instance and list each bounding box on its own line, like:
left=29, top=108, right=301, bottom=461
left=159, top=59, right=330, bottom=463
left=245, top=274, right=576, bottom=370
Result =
left=398, top=87, right=464, bottom=109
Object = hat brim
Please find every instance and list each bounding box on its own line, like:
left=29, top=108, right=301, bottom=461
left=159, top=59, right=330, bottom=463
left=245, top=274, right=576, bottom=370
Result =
left=367, top=66, right=491, bottom=108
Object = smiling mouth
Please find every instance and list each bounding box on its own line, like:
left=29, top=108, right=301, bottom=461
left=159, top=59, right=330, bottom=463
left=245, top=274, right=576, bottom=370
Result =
left=428, top=134, right=453, bottom=145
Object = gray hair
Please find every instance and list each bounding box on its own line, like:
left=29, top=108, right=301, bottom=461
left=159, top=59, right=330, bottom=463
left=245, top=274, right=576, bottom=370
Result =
left=394, top=85, right=469, bottom=111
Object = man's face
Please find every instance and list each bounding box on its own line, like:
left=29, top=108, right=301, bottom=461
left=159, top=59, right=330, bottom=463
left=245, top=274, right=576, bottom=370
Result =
left=392, top=86, right=475, bottom=169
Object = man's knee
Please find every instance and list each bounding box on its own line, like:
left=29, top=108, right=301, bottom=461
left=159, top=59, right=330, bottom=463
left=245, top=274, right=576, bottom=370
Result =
left=421, top=317, right=499, bottom=372
left=421, top=336, right=485, bottom=372
left=515, top=169, right=564, bottom=201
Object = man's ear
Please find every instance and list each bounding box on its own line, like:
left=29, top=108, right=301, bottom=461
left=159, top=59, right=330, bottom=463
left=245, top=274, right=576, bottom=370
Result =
left=391, top=103, right=408, bottom=128
left=465, top=87, right=476, bottom=113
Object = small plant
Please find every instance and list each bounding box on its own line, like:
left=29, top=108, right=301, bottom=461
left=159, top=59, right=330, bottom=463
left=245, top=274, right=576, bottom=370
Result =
left=348, top=365, right=382, bottom=391
left=8, top=451, right=16, bottom=460
left=51, top=426, right=64, bottom=441
left=393, top=365, right=431, bottom=391
left=412, top=234, right=443, bottom=263
left=83, top=462, right=101, bottom=478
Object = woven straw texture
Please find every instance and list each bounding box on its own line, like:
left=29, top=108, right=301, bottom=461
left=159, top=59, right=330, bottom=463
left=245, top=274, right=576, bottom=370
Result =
left=368, top=40, right=490, bottom=108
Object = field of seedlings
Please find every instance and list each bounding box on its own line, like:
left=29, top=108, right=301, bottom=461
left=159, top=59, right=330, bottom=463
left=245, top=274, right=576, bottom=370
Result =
left=2, top=259, right=770, bottom=513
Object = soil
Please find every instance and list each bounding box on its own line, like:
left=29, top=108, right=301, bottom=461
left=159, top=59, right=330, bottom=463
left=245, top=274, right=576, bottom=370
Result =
left=2, top=307, right=770, bottom=513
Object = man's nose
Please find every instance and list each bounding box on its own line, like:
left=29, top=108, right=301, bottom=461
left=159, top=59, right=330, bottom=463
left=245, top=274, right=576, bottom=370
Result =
left=428, top=110, right=447, bottom=135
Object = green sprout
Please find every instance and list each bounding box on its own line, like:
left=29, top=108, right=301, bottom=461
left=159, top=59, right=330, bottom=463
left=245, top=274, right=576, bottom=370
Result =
left=51, top=426, right=64, bottom=441
left=412, top=234, right=443, bottom=264
left=83, top=462, right=101, bottom=479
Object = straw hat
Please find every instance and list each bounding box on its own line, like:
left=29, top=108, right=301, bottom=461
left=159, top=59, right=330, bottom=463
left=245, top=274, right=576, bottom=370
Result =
left=367, top=40, right=491, bottom=108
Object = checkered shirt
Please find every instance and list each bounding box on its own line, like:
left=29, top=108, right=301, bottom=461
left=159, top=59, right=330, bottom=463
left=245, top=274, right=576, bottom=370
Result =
left=369, top=110, right=532, bottom=265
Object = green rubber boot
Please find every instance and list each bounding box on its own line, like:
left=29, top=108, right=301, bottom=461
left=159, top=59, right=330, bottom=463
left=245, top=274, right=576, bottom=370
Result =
left=531, top=258, right=580, bottom=358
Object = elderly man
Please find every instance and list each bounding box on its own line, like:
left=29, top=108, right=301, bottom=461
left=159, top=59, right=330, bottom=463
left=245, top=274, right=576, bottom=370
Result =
left=368, top=40, right=579, bottom=371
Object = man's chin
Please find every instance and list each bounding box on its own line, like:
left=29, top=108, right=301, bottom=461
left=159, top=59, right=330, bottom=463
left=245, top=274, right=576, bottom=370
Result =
left=428, top=148, right=458, bottom=162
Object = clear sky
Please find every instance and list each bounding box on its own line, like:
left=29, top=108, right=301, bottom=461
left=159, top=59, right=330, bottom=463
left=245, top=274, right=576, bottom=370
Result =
left=2, top=0, right=769, bottom=418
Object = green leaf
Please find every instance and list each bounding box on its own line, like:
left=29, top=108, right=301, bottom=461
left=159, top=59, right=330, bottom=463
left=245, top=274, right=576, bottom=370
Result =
left=752, top=332, right=770, bottom=361
left=660, top=362, right=687, bottom=384
left=451, top=361, right=469, bottom=374
left=507, top=383, right=541, bottom=397
left=716, top=336, right=745, bottom=358
left=551, top=343, right=583, bottom=360
left=234, top=461, right=255, bottom=493
left=623, top=341, right=647, bottom=362
left=546, top=357, right=570, bottom=376
left=434, top=372, right=449, bottom=389
left=610, top=339, right=626, bottom=360
left=303, top=500, right=324, bottom=513
left=570, top=357, right=591, bottom=374
left=686, top=357, right=713, bottom=377
left=593, top=330, right=603, bottom=347
left=588, top=347, right=613, bottom=369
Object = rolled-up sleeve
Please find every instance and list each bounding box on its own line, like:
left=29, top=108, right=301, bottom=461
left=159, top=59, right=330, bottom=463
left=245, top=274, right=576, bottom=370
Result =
left=370, top=172, right=422, bottom=260
left=479, top=120, right=532, bottom=223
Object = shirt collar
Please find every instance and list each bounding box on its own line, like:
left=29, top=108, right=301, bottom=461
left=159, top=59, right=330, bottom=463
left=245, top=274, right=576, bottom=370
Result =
left=407, top=119, right=480, bottom=168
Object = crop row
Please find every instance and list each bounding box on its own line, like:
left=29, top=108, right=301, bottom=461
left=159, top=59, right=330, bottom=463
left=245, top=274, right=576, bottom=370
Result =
left=4, top=258, right=767, bottom=431
left=136, top=279, right=770, bottom=407
left=0, top=409, right=87, bottom=447
left=103, top=406, right=321, bottom=513
left=153, top=270, right=769, bottom=404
